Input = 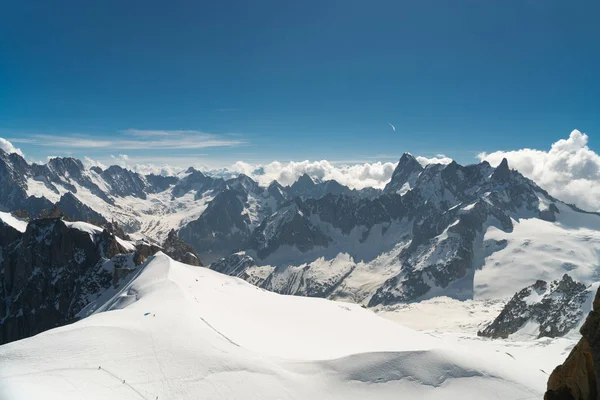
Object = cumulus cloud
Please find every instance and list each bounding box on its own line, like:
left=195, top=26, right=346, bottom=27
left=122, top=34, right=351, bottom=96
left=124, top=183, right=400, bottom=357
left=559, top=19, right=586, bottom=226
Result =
left=0, top=137, right=24, bottom=157
left=478, top=129, right=600, bottom=212
left=111, top=154, right=130, bottom=162
left=416, top=154, right=453, bottom=166
left=131, top=163, right=185, bottom=176
left=215, top=160, right=398, bottom=189
left=83, top=157, right=107, bottom=169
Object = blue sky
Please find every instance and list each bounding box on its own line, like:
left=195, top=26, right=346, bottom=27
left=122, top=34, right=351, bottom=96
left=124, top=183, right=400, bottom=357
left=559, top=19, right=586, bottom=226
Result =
left=1, top=0, right=599, bottom=167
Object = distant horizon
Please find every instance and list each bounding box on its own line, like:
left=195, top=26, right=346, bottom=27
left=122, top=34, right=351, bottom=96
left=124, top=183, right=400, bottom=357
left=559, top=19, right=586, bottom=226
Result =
left=2, top=129, right=600, bottom=213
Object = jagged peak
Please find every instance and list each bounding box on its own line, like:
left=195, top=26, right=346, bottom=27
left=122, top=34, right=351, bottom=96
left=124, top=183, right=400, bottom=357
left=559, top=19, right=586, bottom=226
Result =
left=268, top=180, right=284, bottom=189
left=394, top=153, right=424, bottom=173
left=46, top=156, right=85, bottom=172
left=491, top=158, right=510, bottom=180
left=398, top=152, right=417, bottom=162
left=291, top=173, right=316, bottom=189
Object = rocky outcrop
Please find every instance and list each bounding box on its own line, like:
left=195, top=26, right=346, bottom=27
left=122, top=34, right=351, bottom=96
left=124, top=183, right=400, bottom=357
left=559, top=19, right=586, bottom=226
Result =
left=249, top=201, right=330, bottom=259
left=545, top=288, right=600, bottom=399
left=211, top=252, right=257, bottom=276
left=383, top=153, right=424, bottom=195
left=56, top=192, right=107, bottom=225
left=178, top=189, right=252, bottom=264
left=162, top=229, right=202, bottom=266
left=0, top=217, right=153, bottom=345
left=171, top=168, right=224, bottom=198
left=479, top=275, right=589, bottom=339
left=100, top=165, right=148, bottom=199
left=286, top=173, right=352, bottom=200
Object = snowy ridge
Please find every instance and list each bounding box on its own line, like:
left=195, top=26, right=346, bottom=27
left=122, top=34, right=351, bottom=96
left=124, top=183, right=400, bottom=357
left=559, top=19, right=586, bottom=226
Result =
left=0, top=211, right=27, bottom=233
left=0, top=253, right=554, bottom=399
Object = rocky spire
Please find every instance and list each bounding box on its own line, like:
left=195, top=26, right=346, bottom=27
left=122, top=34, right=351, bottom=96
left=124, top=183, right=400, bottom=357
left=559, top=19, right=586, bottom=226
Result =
left=383, top=153, right=424, bottom=194
left=492, top=158, right=510, bottom=181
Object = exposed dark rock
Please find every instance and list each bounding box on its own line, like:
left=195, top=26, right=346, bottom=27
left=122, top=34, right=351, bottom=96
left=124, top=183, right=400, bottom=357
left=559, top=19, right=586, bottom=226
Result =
left=249, top=201, right=330, bottom=259
left=383, top=153, right=424, bottom=194
left=56, top=192, right=107, bottom=225
left=545, top=288, right=600, bottom=399
left=162, top=229, right=202, bottom=266
left=479, top=275, right=588, bottom=339
left=209, top=252, right=266, bottom=285
left=101, top=165, right=148, bottom=199
left=103, top=220, right=131, bottom=241
left=145, top=174, right=178, bottom=193
left=178, top=189, right=252, bottom=264
left=0, top=217, right=140, bottom=345
left=172, top=168, right=224, bottom=198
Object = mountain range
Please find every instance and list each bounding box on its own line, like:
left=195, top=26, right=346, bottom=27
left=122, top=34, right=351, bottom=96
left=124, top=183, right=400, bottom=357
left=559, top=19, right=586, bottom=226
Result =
left=2, top=148, right=600, bottom=343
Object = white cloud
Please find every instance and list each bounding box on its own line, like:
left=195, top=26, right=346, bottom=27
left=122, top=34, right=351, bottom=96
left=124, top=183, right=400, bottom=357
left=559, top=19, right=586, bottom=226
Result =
left=83, top=157, right=107, bottom=169
left=111, top=154, right=129, bottom=162
left=13, top=130, right=245, bottom=150
left=0, top=137, right=24, bottom=157
left=131, top=163, right=185, bottom=176
left=416, top=154, right=453, bottom=166
left=215, top=160, right=398, bottom=189
left=477, top=129, right=600, bottom=212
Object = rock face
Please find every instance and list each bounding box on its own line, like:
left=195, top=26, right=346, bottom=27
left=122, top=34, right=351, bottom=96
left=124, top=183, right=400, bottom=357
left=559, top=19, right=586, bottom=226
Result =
left=479, top=275, right=589, bottom=339
left=179, top=189, right=253, bottom=264
left=383, top=153, right=424, bottom=195
left=55, top=192, right=107, bottom=225
left=209, top=251, right=273, bottom=286
left=100, top=165, right=148, bottom=198
left=249, top=200, right=331, bottom=259
left=545, top=288, right=600, bottom=399
left=0, top=217, right=154, bottom=345
left=162, top=229, right=202, bottom=266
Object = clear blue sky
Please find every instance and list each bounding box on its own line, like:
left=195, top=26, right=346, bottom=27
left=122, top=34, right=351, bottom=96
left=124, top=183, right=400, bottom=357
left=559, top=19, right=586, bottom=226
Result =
left=1, top=0, right=599, bottom=167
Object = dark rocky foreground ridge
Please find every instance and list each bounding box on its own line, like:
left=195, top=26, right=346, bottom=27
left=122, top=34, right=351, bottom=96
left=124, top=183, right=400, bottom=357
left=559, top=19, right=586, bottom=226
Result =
left=545, top=287, right=600, bottom=400
left=0, top=215, right=166, bottom=345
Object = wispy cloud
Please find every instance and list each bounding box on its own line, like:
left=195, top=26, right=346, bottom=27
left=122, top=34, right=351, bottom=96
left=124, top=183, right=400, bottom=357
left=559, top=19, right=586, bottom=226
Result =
left=9, top=129, right=246, bottom=150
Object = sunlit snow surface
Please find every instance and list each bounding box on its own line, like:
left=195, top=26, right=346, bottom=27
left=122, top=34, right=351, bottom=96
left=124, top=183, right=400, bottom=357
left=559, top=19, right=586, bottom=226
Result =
left=0, top=253, right=566, bottom=400
left=0, top=211, right=28, bottom=232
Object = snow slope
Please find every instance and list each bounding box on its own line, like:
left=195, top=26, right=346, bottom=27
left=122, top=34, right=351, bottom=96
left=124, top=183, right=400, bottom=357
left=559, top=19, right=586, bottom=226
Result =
left=0, top=211, right=28, bottom=233
left=475, top=202, right=600, bottom=299
left=0, top=253, right=556, bottom=399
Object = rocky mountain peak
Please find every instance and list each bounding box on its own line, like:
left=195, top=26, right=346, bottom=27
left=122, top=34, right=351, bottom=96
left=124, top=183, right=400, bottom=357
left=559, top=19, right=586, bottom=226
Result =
left=226, top=173, right=260, bottom=194
left=491, top=158, right=510, bottom=181
left=478, top=274, right=590, bottom=339
left=46, top=157, right=85, bottom=178
left=100, top=165, right=147, bottom=199
left=384, top=152, right=424, bottom=194
left=294, top=173, right=316, bottom=188
left=162, top=229, right=202, bottom=266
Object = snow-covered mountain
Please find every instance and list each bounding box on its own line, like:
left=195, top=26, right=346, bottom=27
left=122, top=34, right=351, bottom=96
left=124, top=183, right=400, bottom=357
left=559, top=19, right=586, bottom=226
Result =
left=2, top=149, right=599, bottom=398
left=0, top=253, right=559, bottom=399
left=213, top=155, right=600, bottom=309
left=478, top=275, right=599, bottom=339
left=3, top=149, right=600, bottom=312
